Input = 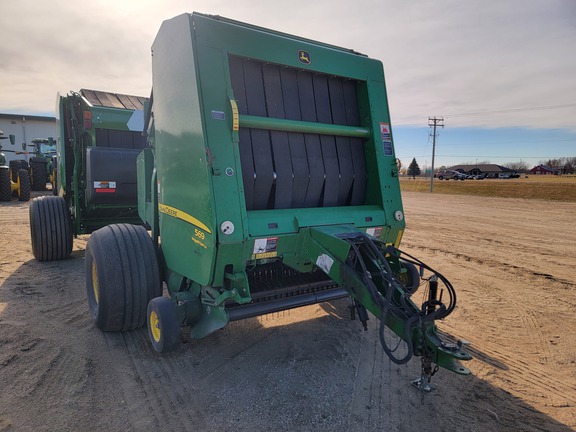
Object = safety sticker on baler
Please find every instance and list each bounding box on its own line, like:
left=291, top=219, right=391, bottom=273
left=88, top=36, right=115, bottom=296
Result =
left=94, top=181, right=116, bottom=193
left=252, top=237, right=278, bottom=260
left=316, top=254, right=334, bottom=275
left=380, top=122, right=393, bottom=156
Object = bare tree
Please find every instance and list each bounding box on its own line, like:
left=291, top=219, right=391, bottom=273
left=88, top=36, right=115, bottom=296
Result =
left=507, top=161, right=529, bottom=172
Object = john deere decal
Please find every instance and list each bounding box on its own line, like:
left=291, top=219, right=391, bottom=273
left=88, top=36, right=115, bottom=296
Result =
left=298, top=50, right=311, bottom=65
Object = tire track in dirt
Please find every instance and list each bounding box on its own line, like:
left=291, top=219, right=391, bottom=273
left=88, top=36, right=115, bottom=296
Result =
left=346, top=322, right=443, bottom=431
left=103, top=330, right=207, bottom=431
left=403, top=242, right=576, bottom=290
left=427, top=262, right=576, bottom=416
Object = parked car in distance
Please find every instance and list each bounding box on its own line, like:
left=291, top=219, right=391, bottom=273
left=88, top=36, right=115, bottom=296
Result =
left=436, top=170, right=467, bottom=180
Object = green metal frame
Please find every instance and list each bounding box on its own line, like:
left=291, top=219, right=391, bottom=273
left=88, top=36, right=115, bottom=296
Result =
left=147, top=13, right=404, bottom=286
left=56, top=92, right=144, bottom=235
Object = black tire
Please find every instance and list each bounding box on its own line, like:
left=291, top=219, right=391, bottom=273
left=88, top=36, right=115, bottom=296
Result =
left=147, top=297, right=180, bottom=353
left=17, top=169, right=31, bottom=201
left=86, top=224, right=161, bottom=332
left=30, top=160, right=47, bottom=191
left=29, top=196, right=73, bottom=261
left=0, top=167, right=11, bottom=201
left=397, top=260, right=420, bottom=294
left=9, top=160, right=26, bottom=182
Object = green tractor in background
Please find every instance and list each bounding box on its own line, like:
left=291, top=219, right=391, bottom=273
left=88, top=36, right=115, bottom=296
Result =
left=26, top=138, right=57, bottom=192
left=0, top=130, right=31, bottom=202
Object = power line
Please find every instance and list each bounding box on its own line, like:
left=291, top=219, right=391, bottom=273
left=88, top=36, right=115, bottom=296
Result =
left=393, top=103, right=576, bottom=125
left=398, top=154, right=574, bottom=159
left=444, top=103, right=576, bottom=118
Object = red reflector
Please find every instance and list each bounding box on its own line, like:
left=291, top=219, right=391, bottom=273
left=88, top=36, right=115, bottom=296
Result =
left=83, top=111, right=92, bottom=129
left=95, top=188, right=115, bottom=193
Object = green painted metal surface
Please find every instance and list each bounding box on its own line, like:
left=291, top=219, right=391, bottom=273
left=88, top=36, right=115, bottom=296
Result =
left=145, top=12, right=470, bottom=374
left=149, top=12, right=404, bottom=284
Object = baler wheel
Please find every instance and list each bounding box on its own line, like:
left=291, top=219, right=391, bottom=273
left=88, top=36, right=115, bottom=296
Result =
left=17, top=169, right=31, bottom=201
left=147, top=297, right=180, bottom=353
left=29, top=196, right=73, bottom=260
left=85, top=224, right=161, bottom=332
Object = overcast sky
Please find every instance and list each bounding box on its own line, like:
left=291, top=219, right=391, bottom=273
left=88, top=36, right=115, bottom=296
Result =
left=1, top=0, right=575, bottom=166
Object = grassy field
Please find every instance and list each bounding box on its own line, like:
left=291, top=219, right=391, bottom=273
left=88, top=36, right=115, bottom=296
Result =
left=400, top=175, right=576, bottom=202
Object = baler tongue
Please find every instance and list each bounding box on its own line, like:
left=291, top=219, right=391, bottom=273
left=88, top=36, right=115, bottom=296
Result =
left=290, top=225, right=472, bottom=376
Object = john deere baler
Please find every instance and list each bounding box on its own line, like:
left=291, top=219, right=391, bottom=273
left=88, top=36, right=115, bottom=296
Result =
left=85, top=13, right=471, bottom=382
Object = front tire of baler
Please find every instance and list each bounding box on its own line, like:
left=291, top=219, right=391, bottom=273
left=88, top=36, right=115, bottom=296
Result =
left=29, top=196, right=73, bottom=261
left=147, top=297, right=180, bottom=353
left=86, top=224, right=161, bottom=332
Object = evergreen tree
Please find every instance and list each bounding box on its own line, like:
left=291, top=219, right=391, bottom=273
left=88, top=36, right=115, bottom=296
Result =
left=407, top=158, right=421, bottom=179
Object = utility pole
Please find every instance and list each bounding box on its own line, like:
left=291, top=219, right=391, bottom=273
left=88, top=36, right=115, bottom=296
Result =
left=428, top=116, right=444, bottom=193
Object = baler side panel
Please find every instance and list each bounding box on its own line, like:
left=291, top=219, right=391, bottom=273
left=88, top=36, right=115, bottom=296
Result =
left=151, top=14, right=216, bottom=286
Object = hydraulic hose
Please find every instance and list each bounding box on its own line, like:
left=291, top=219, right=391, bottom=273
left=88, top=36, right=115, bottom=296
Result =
left=348, top=234, right=458, bottom=365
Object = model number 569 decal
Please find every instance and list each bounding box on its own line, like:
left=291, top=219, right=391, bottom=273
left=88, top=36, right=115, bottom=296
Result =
left=194, top=229, right=205, bottom=240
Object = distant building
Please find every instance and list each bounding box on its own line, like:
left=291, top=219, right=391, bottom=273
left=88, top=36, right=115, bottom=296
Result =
left=447, top=164, right=517, bottom=178
left=530, top=165, right=557, bottom=175
left=0, top=113, right=56, bottom=164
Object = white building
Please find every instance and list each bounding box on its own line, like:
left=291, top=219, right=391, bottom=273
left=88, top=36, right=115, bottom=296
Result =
left=0, top=113, right=56, bottom=164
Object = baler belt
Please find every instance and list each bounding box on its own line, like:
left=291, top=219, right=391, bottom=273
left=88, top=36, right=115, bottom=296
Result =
left=280, top=68, right=308, bottom=208
left=262, top=64, right=293, bottom=209
left=297, top=72, right=325, bottom=208
left=243, top=60, right=274, bottom=210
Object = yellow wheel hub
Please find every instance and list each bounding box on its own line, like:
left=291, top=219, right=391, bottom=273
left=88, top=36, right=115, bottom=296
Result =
left=92, top=261, right=99, bottom=304
left=150, top=310, right=161, bottom=342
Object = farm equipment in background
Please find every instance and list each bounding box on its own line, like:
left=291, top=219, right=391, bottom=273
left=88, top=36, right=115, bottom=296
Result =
left=28, top=89, right=148, bottom=260
left=0, top=130, right=31, bottom=202
left=26, top=138, right=57, bottom=191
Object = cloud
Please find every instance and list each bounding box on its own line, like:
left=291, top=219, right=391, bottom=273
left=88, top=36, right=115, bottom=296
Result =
left=0, top=0, right=575, bottom=131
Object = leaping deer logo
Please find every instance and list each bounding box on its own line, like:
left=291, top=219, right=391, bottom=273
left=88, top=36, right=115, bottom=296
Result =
left=298, top=50, right=311, bottom=65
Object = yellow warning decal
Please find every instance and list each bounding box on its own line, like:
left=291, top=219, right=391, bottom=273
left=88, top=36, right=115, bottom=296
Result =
left=230, top=99, right=239, bottom=131
left=252, top=251, right=278, bottom=260
left=158, top=203, right=212, bottom=234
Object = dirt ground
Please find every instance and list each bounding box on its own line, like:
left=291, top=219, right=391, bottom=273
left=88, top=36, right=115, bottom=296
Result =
left=1, top=191, right=575, bottom=432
